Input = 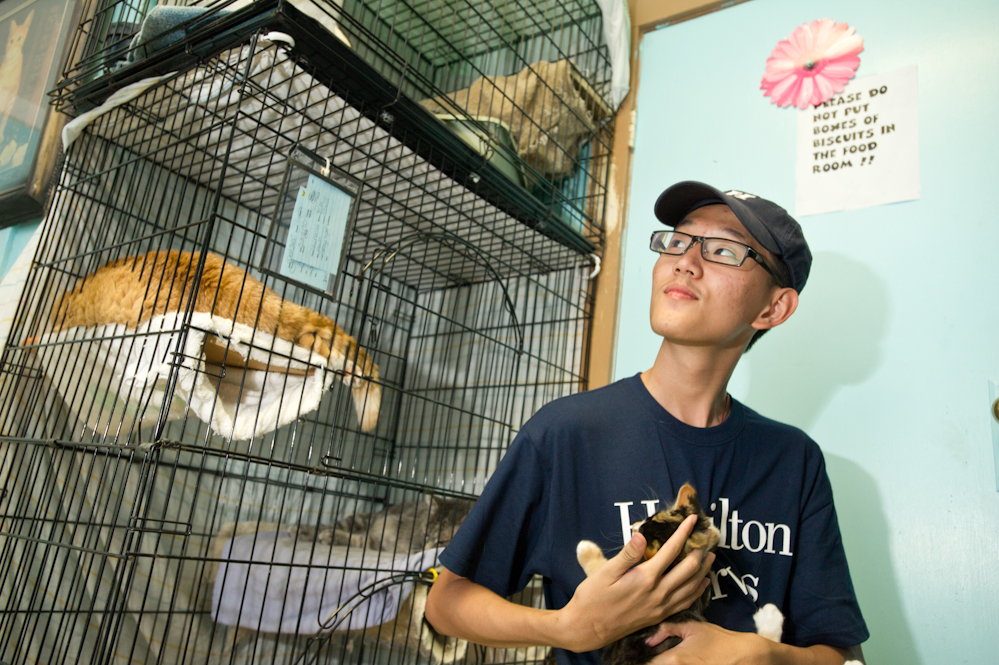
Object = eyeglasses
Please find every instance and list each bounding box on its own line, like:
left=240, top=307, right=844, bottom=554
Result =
left=649, top=230, right=783, bottom=285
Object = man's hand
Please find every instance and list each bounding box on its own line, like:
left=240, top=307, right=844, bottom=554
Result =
left=426, top=515, right=714, bottom=653
left=646, top=622, right=769, bottom=664
left=554, top=514, right=715, bottom=653
left=644, top=621, right=864, bottom=665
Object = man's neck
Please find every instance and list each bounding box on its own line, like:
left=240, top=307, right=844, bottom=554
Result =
left=640, top=340, right=744, bottom=428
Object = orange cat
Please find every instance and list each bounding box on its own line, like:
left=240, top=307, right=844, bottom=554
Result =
left=51, top=250, right=381, bottom=431
left=0, top=10, right=33, bottom=144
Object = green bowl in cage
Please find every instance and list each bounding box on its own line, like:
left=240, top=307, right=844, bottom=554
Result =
left=529, top=180, right=586, bottom=235
left=434, top=114, right=525, bottom=188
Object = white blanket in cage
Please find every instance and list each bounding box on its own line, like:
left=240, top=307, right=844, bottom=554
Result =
left=212, top=532, right=440, bottom=634
left=35, top=311, right=335, bottom=440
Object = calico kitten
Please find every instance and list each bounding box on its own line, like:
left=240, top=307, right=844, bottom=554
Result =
left=576, top=483, right=721, bottom=665
left=50, top=249, right=381, bottom=431
left=296, top=494, right=474, bottom=555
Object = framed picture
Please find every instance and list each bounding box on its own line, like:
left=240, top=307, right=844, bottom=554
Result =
left=0, top=0, right=77, bottom=228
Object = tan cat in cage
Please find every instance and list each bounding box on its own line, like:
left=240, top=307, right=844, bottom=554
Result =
left=49, top=249, right=381, bottom=431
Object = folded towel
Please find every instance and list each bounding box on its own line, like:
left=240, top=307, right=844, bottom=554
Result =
left=212, top=531, right=441, bottom=634
left=35, top=311, right=336, bottom=440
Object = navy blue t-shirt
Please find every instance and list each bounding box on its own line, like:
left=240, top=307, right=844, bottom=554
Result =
left=440, top=374, right=868, bottom=664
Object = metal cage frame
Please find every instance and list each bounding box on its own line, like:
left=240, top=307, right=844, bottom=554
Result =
left=0, top=2, right=612, bottom=662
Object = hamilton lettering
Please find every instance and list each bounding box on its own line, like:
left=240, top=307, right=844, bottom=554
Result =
left=707, top=567, right=762, bottom=602
left=610, top=497, right=792, bottom=610
left=710, top=497, right=793, bottom=556
left=613, top=500, right=660, bottom=544
left=611, top=496, right=794, bottom=557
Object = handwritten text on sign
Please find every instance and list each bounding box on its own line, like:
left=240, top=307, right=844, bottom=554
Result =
left=280, top=174, right=352, bottom=291
left=795, top=65, right=919, bottom=216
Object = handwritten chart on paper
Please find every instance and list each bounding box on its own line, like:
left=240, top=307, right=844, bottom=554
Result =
left=795, top=65, right=920, bottom=216
left=280, top=174, right=352, bottom=291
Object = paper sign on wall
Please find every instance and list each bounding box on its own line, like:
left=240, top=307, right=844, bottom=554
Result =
left=795, top=65, right=920, bottom=217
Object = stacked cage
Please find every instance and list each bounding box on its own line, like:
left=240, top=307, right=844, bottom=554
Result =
left=0, top=0, right=616, bottom=663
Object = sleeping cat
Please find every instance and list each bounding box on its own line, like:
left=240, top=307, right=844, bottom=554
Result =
left=50, top=249, right=381, bottom=431
left=207, top=494, right=474, bottom=652
left=576, top=483, right=720, bottom=665
left=209, top=494, right=475, bottom=577
left=296, top=493, right=474, bottom=555
left=0, top=10, right=32, bottom=144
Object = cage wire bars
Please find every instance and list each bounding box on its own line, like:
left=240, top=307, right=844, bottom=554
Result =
left=0, top=0, right=614, bottom=663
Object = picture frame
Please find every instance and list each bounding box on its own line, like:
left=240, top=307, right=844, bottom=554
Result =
left=0, top=0, right=78, bottom=228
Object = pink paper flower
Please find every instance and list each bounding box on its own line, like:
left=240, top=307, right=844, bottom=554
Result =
left=761, top=19, right=864, bottom=109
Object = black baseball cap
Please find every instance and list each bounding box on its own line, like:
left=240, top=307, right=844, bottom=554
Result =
left=653, top=181, right=811, bottom=293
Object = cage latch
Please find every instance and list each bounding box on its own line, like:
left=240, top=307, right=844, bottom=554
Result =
left=585, top=253, right=601, bottom=279
left=260, top=32, right=296, bottom=50
left=128, top=516, right=193, bottom=536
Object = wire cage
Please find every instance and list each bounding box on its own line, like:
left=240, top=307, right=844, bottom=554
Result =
left=55, top=0, right=621, bottom=248
left=0, top=7, right=606, bottom=664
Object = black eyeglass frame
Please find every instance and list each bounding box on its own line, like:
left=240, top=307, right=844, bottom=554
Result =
left=649, top=230, right=785, bottom=286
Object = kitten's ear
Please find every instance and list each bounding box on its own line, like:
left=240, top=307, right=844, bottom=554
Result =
left=674, top=483, right=703, bottom=513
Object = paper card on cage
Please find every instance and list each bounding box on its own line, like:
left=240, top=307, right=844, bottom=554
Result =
left=271, top=146, right=361, bottom=294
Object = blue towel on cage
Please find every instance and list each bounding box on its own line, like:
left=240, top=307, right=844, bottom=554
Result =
left=118, top=6, right=231, bottom=69
left=212, top=531, right=441, bottom=634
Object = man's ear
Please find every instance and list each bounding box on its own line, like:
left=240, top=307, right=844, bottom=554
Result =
left=751, top=287, right=798, bottom=332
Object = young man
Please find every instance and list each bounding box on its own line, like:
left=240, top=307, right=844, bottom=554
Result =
left=425, top=182, right=868, bottom=664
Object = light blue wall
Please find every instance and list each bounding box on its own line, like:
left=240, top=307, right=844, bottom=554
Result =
left=614, top=0, right=999, bottom=661
left=0, top=219, right=41, bottom=281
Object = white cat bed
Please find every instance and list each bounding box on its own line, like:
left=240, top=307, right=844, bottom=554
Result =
left=212, top=531, right=440, bottom=634
left=34, top=311, right=337, bottom=440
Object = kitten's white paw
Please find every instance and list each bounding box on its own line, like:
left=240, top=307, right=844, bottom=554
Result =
left=575, top=540, right=601, bottom=559
left=576, top=540, right=606, bottom=576
left=753, top=603, right=784, bottom=643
